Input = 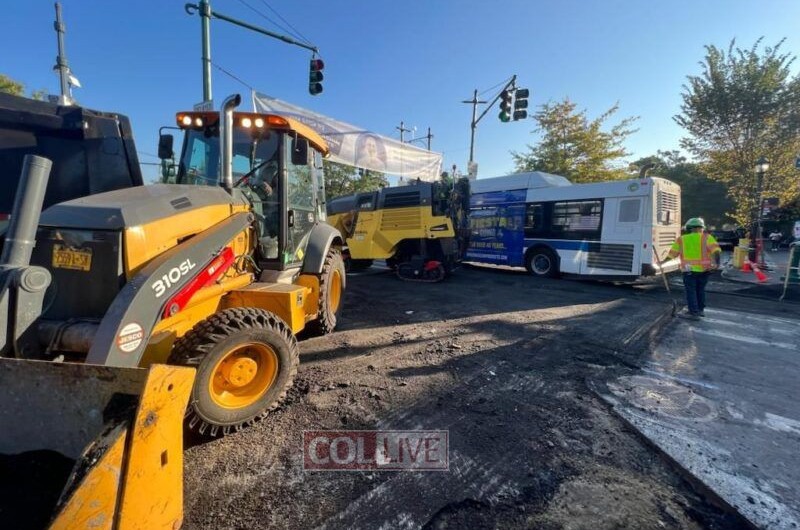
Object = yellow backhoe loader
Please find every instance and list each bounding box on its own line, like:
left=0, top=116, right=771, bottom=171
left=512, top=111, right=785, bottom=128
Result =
left=0, top=93, right=345, bottom=527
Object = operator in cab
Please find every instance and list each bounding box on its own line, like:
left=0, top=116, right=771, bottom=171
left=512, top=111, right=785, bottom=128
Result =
left=667, top=217, right=722, bottom=319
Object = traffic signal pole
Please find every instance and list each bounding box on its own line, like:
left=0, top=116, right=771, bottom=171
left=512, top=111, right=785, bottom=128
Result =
left=200, top=0, right=212, bottom=103
left=186, top=1, right=321, bottom=103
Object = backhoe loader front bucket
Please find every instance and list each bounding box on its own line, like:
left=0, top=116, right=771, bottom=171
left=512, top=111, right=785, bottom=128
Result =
left=0, top=359, right=194, bottom=530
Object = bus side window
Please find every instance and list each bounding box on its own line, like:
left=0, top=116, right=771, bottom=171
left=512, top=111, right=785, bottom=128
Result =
left=618, top=198, right=641, bottom=223
left=551, top=200, right=602, bottom=240
left=525, top=203, right=546, bottom=236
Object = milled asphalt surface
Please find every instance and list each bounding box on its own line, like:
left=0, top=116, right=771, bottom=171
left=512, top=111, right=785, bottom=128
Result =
left=594, top=290, right=800, bottom=529
left=182, top=266, right=750, bottom=530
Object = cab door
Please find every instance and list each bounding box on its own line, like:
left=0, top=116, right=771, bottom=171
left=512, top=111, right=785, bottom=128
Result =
left=284, top=137, right=317, bottom=268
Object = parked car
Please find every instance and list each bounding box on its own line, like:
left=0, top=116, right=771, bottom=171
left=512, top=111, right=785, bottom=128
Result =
left=711, top=228, right=745, bottom=250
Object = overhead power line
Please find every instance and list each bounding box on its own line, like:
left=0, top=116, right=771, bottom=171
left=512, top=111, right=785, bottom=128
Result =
left=231, top=0, right=312, bottom=47
left=477, top=76, right=514, bottom=98
left=257, top=0, right=313, bottom=46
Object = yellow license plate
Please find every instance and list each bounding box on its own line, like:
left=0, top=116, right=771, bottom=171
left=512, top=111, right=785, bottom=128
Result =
left=52, top=244, right=93, bottom=271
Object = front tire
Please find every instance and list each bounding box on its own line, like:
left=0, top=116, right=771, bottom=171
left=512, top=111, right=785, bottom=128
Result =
left=526, top=247, right=559, bottom=278
left=310, top=248, right=346, bottom=335
left=169, top=307, right=299, bottom=437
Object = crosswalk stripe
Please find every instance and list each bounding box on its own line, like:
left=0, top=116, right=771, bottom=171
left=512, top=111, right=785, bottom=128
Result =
left=689, top=326, right=796, bottom=350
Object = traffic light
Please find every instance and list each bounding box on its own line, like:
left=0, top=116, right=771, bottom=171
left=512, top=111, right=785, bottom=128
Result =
left=513, top=88, right=529, bottom=121
left=499, top=89, right=512, bottom=122
left=309, top=58, right=324, bottom=96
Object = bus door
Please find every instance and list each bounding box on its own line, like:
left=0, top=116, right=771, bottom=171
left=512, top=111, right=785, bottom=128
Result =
left=581, top=197, right=641, bottom=276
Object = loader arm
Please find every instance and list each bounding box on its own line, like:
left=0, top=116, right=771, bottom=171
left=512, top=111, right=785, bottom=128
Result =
left=85, top=212, right=254, bottom=367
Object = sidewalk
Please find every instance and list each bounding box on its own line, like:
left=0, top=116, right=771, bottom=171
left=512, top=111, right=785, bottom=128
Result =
left=721, top=250, right=789, bottom=286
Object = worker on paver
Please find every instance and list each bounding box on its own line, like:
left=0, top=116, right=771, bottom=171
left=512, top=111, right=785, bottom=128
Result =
left=667, top=217, right=721, bottom=319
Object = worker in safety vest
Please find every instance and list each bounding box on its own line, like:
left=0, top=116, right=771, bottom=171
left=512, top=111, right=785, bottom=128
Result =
left=667, top=217, right=721, bottom=318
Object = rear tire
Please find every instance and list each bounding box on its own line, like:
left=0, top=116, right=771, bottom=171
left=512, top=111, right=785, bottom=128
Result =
left=169, top=307, right=299, bottom=437
left=525, top=247, right=559, bottom=278
left=309, top=248, right=346, bottom=335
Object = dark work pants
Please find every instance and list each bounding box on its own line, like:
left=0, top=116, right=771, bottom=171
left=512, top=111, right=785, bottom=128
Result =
left=683, top=272, right=709, bottom=314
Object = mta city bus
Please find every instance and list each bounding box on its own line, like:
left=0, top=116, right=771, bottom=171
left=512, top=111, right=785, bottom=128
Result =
left=465, top=171, right=682, bottom=280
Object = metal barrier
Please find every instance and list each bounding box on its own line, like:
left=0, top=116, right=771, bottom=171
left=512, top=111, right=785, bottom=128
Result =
left=780, top=242, right=800, bottom=301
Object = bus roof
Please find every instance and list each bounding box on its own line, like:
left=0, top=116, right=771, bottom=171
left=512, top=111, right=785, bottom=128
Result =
left=470, top=174, right=680, bottom=204
left=470, top=171, right=572, bottom=194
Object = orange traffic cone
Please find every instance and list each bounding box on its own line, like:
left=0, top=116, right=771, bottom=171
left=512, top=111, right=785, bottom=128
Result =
left=741, top=260, right=752, bottom=272
left=753, top=266, right=768, bottom=283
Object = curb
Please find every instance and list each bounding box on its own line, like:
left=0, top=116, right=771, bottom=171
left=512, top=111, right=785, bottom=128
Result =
left=620, top=301, right=677, bottom=354
left=720, top=268, right=778, bottom=286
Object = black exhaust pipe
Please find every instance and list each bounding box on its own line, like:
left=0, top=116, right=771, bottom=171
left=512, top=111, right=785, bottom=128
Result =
left=0, top=155, right=52, bottom=357
left=2, top=155, right=52, bottom=267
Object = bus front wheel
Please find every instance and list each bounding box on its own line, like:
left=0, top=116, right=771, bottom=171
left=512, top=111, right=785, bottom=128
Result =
left=526, top=248, right=559, bottom=278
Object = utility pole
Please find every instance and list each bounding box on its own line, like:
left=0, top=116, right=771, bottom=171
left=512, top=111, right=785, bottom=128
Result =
left=404, top=127, right=434, bottom=150
left=396, top=121, right=411, bottom=143
left=461, top=90, right=487, bottom=164
left=53, top=2, right=72, bottom=105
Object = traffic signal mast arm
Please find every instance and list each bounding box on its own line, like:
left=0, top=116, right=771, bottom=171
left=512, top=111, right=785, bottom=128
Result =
left=185, top=1, right=324, bottom=98
left=186, top=2, right=319, bottom=54
left=473, top=76, right=517, bottom=127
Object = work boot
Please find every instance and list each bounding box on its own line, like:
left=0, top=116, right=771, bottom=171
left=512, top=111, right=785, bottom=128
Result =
left=679, top=310, right=700, bottom=320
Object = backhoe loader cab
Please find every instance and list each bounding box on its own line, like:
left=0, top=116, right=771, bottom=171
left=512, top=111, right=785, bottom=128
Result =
left=1, top=95, right=345, bottom=438
left=166, top=104, right=331, bottom=272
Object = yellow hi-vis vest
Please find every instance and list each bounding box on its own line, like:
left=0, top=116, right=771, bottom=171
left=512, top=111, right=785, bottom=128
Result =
left=670, top=232, right=721, bottom=272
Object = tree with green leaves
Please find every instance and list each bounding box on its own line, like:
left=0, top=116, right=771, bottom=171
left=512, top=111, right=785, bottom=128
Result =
left=1, top=73, right=47, bottom=100
left=323, top=160, right=387, bottom=199
left=631, top=150, right=735, bottom=228
left=0, top=74, right=25, bottom=96
left=675, top=38, right=800, bottom=225
left=512, top=98, right=638, bottom=183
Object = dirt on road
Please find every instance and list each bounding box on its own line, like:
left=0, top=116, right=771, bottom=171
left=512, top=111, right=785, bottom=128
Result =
left=183, top=266, right=748, bottom=530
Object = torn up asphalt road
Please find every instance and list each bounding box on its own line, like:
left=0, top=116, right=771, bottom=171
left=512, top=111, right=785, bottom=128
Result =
left=182, top=267, right=749, bottom=530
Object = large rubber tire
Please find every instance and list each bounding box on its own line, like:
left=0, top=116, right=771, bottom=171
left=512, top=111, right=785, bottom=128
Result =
left=169, top=307, right=299, bottom=437
left=525, top=247, right=560, bottom=278
left=310, top=248, right=346, bottom=335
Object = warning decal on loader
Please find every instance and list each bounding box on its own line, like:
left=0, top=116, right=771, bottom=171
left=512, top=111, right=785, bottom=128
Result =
left=117, top=323, right=144, bottom=353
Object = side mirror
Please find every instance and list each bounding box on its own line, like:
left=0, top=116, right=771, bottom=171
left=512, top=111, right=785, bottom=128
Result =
left=291, top=137, right=309, bottom=166
left=158, top=134, right=174, bottom=160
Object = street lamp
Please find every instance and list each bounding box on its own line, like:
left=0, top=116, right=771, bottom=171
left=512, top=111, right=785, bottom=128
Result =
left=750, top=157, right=770, bottom=265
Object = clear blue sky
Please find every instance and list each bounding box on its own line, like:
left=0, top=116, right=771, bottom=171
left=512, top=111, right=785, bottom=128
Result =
left=4, top=1, right=800, bottom=182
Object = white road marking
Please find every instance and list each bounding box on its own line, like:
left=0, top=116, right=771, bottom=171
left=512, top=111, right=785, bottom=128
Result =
left=757, top=413, right=800, bottom=435
left=689, top=327, right=796, bottom=351
left=702, top=317, right=796, bottom=336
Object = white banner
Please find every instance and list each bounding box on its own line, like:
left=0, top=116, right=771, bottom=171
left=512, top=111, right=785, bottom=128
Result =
left=253, top=92, right=442, bottom=181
